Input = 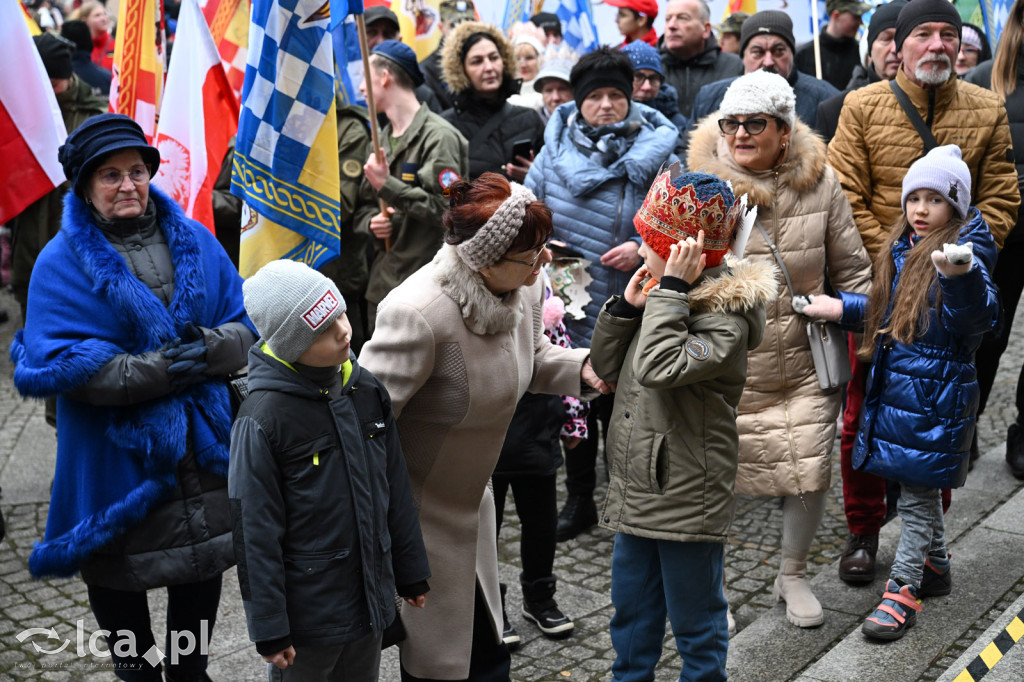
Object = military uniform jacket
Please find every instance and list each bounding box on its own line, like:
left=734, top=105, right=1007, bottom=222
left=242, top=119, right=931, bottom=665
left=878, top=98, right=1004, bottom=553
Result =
left=354, top=104, right=469, bottom=306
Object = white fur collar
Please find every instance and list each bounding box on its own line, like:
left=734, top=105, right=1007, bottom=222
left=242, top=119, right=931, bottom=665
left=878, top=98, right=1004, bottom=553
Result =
left=433, top=245, right=524, bottom=335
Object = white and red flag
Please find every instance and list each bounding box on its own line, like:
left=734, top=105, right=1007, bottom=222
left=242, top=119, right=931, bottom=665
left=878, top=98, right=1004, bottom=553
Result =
left=153, top=0, right=239, bottom=234
left=0, top=0, right=68, bottom=224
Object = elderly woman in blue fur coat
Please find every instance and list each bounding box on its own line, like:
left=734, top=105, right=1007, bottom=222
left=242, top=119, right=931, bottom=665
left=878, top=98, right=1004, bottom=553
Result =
left=10, top=114, right=255, bottom=682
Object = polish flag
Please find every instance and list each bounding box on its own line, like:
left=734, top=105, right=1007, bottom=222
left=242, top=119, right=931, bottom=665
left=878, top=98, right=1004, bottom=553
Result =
left=153, top=0, right=239, bottom=234
left=0, top=0, right=68, bottom=225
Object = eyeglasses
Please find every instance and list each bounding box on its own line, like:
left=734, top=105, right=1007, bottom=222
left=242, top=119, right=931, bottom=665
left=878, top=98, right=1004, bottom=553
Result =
left=501, top=246, right=546, bottom=267
left=95, top=165, right=151, bottom=188
left=718, top=117, right=770, bottom=135
left=632, top=72, right=663, bottom=87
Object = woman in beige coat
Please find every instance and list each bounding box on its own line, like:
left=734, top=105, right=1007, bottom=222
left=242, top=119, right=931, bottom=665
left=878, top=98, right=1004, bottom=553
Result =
left=360, top=173, right=606, bottom=681
left=688, top=71, right=872, bottom=629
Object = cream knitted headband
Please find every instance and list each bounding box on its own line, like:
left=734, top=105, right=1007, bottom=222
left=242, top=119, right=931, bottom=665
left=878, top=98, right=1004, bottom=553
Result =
left=456, top=181, right=538, bottom=271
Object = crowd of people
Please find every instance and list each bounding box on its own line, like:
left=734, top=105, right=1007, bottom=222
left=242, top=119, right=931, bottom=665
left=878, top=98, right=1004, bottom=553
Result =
left=7, top=0, right=1024, bottom=679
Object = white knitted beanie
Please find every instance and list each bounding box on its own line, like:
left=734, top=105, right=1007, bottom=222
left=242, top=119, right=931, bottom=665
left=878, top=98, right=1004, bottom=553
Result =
left=901, top=145, right=972, bottom=219
left=243, top=260, right=347, bottom=363
left=718, top=70, right=796, bottom=129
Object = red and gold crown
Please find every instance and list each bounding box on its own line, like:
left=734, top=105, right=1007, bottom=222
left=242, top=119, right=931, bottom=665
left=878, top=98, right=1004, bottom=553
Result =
left=634, top=169, right=747, bottom=267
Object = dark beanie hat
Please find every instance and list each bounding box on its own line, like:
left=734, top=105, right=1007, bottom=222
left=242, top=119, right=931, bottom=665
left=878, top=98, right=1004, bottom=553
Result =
left=740, top=10, right=796, bottom=56
left=364, top=5, right=400, bottom=32
left=372, top=40, right=425, bottom=87
left=569, top=46, right=634, bottom=113
left=894, top=0, right=962, bottom=52
left=61, top=20, right=93, bottom=53
left=58, top=113, right=161, bottom=198
left=33, top=33, right=74, bottom=80
left=867, top=0, right=908, bottom=49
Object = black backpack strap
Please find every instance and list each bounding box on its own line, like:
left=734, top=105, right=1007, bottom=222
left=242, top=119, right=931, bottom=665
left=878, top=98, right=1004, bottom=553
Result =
left=890, top=79, right=939, bottom=154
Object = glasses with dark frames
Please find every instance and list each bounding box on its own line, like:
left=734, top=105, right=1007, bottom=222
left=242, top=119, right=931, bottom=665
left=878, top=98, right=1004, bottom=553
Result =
left=717, top=117, right=770, bottom=135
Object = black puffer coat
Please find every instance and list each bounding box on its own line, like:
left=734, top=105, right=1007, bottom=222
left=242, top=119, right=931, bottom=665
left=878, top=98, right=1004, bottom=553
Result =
left=439, top=21, right=544, bottom=180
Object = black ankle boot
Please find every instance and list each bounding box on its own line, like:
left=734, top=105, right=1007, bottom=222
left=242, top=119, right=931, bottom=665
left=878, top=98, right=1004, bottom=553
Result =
left=555, top=495, right=597, bottom=542
left=521, top=576, right=573, bottom=639
left=1007, top=418, right=1024, bottom=480
left=499, top=582, right=520, bottom=651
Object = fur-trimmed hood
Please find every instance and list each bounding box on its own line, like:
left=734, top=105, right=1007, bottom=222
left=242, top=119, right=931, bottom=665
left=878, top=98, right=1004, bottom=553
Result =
left=432, top=244, right=524, bottom=335
left=686, top=115, right=828, bottom=207
left=441, top=21, right=519, bottom=97
left=688, top=258, right=778, bottom=349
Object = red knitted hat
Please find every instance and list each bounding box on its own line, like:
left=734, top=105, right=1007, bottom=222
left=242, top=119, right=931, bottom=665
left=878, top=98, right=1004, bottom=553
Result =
left=634, top=170, right=743, bottom=267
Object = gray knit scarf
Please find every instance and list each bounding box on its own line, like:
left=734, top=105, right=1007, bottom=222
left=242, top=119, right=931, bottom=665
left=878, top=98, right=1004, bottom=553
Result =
left=568, top=104, right=645, bottom=167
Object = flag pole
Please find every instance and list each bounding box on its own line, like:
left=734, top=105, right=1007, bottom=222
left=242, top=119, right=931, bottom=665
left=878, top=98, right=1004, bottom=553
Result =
left=811, top=0, right=823, bottom=81
left=354, top=13, right=391, bottom=251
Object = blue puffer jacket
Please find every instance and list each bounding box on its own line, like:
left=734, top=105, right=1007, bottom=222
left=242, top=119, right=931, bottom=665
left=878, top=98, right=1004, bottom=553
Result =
left=525, top=102, right=678, bottom=346
left=838, top=209, right=1000, bottom=489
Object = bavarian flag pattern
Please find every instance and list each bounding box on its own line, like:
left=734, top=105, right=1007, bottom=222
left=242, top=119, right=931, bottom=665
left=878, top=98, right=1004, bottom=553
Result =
left=231, top=0, right=341, bottom=277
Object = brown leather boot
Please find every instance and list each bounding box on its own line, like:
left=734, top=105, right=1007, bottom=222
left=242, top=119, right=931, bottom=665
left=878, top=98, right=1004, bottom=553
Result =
left=838, top=533, right=878, bottom=584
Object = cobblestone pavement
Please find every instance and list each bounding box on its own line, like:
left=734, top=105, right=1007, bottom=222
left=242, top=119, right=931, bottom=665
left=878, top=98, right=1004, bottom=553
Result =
left=2, top=282, right=1023, bottom=681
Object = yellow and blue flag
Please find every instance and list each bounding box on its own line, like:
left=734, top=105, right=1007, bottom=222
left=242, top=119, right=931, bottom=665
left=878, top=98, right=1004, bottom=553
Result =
left=330, top=0, right=364, bottom=105
left=980, top=0, right=1010, bottom=47
left=231, top=0, right=343, bottom=277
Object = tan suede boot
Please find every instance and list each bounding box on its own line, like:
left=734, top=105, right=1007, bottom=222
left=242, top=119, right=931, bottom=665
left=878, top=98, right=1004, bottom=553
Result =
left=772, top=558, right=824, bottom=627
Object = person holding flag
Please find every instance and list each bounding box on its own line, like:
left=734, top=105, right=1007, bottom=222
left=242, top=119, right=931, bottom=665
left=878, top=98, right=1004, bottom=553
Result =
left=354, top=40, right=468, bottom=332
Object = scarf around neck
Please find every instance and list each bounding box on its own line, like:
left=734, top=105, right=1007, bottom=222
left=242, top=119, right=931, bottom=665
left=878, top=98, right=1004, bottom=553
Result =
left=569, top=104, right=645, bottom=166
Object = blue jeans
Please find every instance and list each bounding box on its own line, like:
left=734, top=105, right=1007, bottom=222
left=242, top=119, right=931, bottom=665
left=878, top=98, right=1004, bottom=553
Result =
left=890, top=484, right=947, bottom=588
left=610, top=534, right=728, bottom=682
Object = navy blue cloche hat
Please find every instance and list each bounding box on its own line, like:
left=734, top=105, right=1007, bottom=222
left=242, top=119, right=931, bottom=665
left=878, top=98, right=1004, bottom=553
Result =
left=371, top=39, right=425, bottom=87
left=58, top=113, right=160, bottom=198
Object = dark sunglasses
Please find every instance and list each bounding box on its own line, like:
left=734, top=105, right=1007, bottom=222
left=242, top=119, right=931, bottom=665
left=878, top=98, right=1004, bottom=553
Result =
left=718, top=117, right=770, bottom=135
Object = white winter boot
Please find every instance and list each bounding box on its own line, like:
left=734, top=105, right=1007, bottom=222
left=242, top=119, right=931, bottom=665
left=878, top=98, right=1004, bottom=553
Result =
left=773, top=557, right=824, bottom=627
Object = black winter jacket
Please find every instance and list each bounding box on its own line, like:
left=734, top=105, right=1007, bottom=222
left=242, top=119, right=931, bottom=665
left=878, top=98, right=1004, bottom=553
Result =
left=442, top=81, right=545, bottom=180
left=228, top=347, right=430, bottom=653
left=659, top=33, right=743, bottom=120
left=965, top=60, right=1024, bottom=245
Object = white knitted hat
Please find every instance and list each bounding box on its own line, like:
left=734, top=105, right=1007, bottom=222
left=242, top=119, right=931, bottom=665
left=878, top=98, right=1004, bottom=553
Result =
left=901, top=144, right=972, bottom=219
left=243, top=260, right=347, bottom=363
left=718, top=70, right=796, bottom=129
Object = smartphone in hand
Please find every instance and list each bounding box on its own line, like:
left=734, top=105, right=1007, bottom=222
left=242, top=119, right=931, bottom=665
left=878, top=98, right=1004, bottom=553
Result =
left=511, top=139, right=533, bottom=163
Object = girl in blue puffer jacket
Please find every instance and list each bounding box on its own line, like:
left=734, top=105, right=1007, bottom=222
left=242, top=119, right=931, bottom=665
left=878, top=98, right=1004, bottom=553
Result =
left=799, top=145, right=999, bottom=643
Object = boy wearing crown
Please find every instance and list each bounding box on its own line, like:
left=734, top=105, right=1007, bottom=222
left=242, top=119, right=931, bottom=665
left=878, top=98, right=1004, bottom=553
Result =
left=589, top=171, right=778, bottom=680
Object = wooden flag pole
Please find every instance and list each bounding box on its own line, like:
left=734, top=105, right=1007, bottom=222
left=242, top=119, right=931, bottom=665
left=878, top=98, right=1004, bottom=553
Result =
left=354, top=13, right=390, bottom=251
left=811, top=0, right=823, bottom=81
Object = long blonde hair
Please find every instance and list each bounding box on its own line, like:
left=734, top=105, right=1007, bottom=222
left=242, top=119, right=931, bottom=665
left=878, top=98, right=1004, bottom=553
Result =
left=992, top=0, right=1024, bottom=99
left=858, top=214, right=966, bottom=361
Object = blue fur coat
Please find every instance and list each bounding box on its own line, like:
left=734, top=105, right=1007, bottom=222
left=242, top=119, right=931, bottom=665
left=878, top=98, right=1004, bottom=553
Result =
left=10, top=186, right=252, bottom=579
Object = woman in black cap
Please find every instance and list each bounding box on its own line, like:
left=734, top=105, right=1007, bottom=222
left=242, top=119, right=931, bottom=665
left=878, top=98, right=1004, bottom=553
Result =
left=440, top=20, right=545, bottom=182
left=11, top=113, right=256, bottom=682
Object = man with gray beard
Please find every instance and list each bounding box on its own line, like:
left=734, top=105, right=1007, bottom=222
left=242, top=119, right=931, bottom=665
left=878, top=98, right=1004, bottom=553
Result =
left=825, top=0, right=1017, bottom=587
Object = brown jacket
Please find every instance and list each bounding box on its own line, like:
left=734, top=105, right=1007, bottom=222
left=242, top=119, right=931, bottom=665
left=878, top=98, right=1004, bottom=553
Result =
left=592, top=260, right=776, bottom=542
left=359, top=245, right=590, bottom=679
left=827, top=68, right=1019, bottom=259
left=688, top=117, right=872, bottom=497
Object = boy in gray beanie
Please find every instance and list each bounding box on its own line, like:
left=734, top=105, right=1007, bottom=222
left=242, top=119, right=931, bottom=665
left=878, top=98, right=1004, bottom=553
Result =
left=229, top=259, right=430, bottom=679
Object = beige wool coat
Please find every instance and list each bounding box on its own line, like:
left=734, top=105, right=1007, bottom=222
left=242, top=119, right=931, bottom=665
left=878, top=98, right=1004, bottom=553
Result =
left=359, top=245, right=590, bottom=680
left=688, top=117, right=872, bottom=497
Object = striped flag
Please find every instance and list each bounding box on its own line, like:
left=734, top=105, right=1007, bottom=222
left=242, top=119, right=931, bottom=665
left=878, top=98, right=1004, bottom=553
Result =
left=230, top=0, right=343, bottom=277
left=153, top=0, right=239, bottom=233
left=0, top=0, right=67, bottom=224
left=109, top=0, right=166, bottom=141
left=980, top=0, right=1011, bottom=48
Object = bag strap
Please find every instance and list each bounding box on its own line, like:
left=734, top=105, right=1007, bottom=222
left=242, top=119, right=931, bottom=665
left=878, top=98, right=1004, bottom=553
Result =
left=468, top=102, right=514, bottom=150
left=889, top=80, right=938, bottom=153
left=756, top=220, right=798, bottom=296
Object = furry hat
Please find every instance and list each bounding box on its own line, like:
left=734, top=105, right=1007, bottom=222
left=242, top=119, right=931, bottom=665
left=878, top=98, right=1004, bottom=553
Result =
left=718, top=70, right=796, bottom=129
left=634, top=169, right=747, bottom=267
left=440, top=21, right=517, bottom=95
left=243, top=260, right=347, bottom=363
left=901, top=144, right=972, bottom=219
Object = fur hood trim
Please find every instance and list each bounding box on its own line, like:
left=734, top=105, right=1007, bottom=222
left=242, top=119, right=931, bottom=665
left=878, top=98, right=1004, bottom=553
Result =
left=433, top=244, right=524, bottom=335
left=687, top=116, right=828, bottom=207
left=689, top=258, right=779, bottom=315
left=441, top=21, right=518, bottom=96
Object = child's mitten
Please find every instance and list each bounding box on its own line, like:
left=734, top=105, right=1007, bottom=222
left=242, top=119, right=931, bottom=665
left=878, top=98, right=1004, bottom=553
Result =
left=932, top=242, right=974, bottom=277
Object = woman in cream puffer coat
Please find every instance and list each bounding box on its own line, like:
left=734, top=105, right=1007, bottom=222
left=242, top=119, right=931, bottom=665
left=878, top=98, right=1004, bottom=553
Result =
left=687, top=71, right=871, bottom=630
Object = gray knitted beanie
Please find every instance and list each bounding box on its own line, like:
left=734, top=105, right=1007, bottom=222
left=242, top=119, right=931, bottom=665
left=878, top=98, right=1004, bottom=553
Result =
left=243, top=260, right=347, bottom=363
left=901, top=144, right=972, bottom=219
left=456, top=181, right=538, bottom=270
